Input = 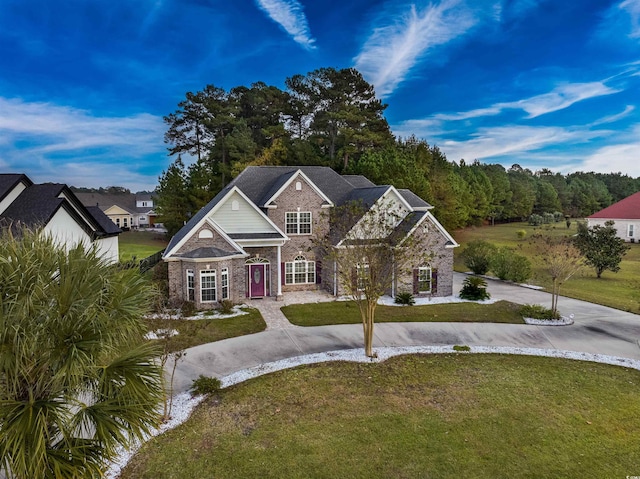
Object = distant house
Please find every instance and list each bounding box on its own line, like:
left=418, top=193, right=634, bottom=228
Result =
left=587, top=191, right=640, bottom=242
left=0, top=174, right=121, bottom=262
left=163, top=166, right=458, bottom=308
left=75, top=192, right=157, bottom=230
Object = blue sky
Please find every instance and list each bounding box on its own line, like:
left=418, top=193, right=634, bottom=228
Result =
left=1, top=0, right=639, bottom=191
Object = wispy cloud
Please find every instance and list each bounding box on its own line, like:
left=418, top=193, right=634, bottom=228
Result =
left=428, top=81, right=620, bottom=121
left=354, top=0, right=478, bottom=98
left=578, top=125, right=640, bottom=176
left=254, top=0, right=315, bottom=49
left=589, top=105, right=635, bottom=126
left=0, top=97, right=166, bottom=190
left=620, top=0, right=640, bottom=38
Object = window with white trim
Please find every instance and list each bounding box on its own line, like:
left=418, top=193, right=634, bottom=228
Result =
left=221, top=268, right=229, bottom=300
left=186, top=269, right=195, bottom=301
left=200, top=270, right=217, bottom=302
left=285, top=211, right=312, bottom=235
left=115, top=218, right=120, bottom=227
left=417, top=267, right=432, bottom=293
left=356, top=263, right=370, bottom=291
left=629, top=224, right=634, bottom=237
left=285, top=255, right=315, bottom=284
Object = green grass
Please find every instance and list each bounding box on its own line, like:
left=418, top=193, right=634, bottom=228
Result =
left=121, top=354, right=640, bottom=479
left=119, top=230, right=168, bottom=262
left=454, top=221, right=640, bottom=313
left=282, top=300, right=524, bottom=326
left=145, top=308, right=266, bottom=352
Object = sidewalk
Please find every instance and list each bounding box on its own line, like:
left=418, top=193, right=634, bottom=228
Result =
left=171, top=273, right=640, bottom=394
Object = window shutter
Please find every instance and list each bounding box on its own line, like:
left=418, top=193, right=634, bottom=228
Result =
left=281, top=262, right=286, bottom=286
left=413, top=268, right=419, bottom=295
left=432, top=269, right=438, bottom=294
left=316, top=261, right=322, bottom=284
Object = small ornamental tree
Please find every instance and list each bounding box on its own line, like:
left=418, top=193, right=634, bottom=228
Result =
left=315, top=199, right=435, bottom=357
left=0, top=227, right=164, bottom=479
left=574, top=220, right=630, bottom=278
left=530, top=234, right=584, bottom=316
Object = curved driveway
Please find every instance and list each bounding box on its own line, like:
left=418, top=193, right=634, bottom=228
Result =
left=171, top=273, right=640, bottom=394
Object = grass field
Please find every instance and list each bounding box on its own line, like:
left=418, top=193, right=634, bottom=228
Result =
left=121, top=354, right=640, bottom=479
left=453, top=221, right=640, bottom=313
left=282, top=300, right=524, bottom=326
left=119, top=230, right=168, bottom=262
left=145, top=309, right=266, bottom=352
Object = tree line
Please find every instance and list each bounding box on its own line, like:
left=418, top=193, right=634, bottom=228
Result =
left=157, top=66, right=640, bottom=235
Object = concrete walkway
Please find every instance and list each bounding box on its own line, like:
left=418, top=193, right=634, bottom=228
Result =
left=172, top=273, right=640, bottom=394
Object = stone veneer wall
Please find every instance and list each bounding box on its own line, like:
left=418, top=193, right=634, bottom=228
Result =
left=266, top=175, right=329, bottom=292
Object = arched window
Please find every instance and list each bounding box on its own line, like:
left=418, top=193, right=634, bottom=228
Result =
left=199, top=229, right=213, bottom=239
left=285, top=255, right=315, bottom=284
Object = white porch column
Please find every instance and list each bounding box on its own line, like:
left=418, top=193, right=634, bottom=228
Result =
left=276, top=244, right=283, bottom=297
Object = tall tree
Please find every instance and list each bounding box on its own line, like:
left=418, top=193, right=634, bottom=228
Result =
left=0, top=228, right=163, bottom=479
left=155, top=156, right=189, bottom=236
left=574, top=220, right=630, bottom=278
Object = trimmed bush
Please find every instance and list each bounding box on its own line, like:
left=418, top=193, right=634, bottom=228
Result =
left=459, top=276, right=491, bottom=301
left=542, top=212, right=555, bottom=224
left=394, top=292, right=415, bottom=306
left=519, top=304, right=560, bottom=320
left=516, top=229, right=527, bottom=240
left=218, top=299, right=235, bottom=315
left=490, top=247, right=532, bottom=283
left=528, top=214, right=543, bottom=226
left=461, top=240, right=497, bottom=275
left=180, top=300, right=197, bottom=318
left=191, top=375, right=222, bottom=396
left=553, top=211, right=564, bottom=222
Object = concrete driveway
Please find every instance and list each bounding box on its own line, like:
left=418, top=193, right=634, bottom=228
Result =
left=171, top=272, right=640, bottom=394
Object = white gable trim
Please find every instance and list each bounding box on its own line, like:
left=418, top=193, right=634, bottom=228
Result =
left=163, top=186, right=286, bottom=258
left=263, top=170, right=334, bottom=208
left=426, top=211, right=459, bottom=248
left=379, top=186, right=413, bottom=212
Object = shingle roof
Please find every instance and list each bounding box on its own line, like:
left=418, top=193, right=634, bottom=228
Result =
left=342, top=175, right=376, bottom=188
left=75, top=192, right=155, bottom=214
left=345, top=186, right=389, bottom=208
left=398, top=189, right=432, bottom=209
left=86, top=206, right=122, bottom=236
left=0, top=174, right=31, bottom=202
left=588, top=191, right=640, bottom=220
left=178, top=247, right=240, bottom=259
left=2, top=183, right=66, bottom=227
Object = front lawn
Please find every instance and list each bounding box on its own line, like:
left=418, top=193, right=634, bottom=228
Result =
left=454, top=222, right=640, bottom=313
left=121, top=354, right=640, bottom=479
left=145, top=308, right=266, bottom=352
left=282, top=300, right=524, bottom=326
left=119, top=230, right=168, bottom=262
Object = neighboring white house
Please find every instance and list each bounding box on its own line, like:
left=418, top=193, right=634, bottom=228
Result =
left=0, top=174, right=121, bottom=263
left=587, top=191, right=640, bottom=243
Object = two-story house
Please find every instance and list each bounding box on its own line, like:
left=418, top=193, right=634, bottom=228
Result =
left=75, top=192, right=157, bottom=230
left=163, top=166, right=458, bottom=308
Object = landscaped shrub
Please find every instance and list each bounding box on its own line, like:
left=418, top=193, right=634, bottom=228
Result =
left=459, top=276, right=491, bottom=301
left=519, top=304, right=560, bottom=320
left=553, top=211, right=564, bottom=222
left=394, top=292, right=415, bottom=306
left=490, top=247, right=532, bottom=283
left=218, top=299, right=235, bottom=315
left=516, top=229, right=527, bottom=241
left=191, top=375, right=222, bottom=396
left=453, top=345, right=471, bottom=352
left=461, top=240, right=497, bottom=275
left=528, top=214, right=543, bottom=226
left=180, top=300, right=197, bottom=318
left=542, top=212, right=555, bottom=224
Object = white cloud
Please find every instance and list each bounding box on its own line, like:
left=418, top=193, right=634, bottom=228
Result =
left=437, top=125, right=582, bottom=162
left=620, top=0, right=640, bottom=38
left=0, top=97, right=166, bottom=191
left=254, top=0, right=315, bottom=49
left=577, top=124, right=640, bottom=176
left=589, top=105, right=635, bottom=126
left=354, top=0, right=478, bottom=98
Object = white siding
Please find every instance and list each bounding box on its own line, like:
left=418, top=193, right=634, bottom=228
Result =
left=0, top=181, right=27, bottom=215
left=587, top=218, right=640, bottom=242
left=212, top=191, right=276, bottom=233
left=43, top=208, right=93, bottom=251
left=95, top=236, right=119, bottom=264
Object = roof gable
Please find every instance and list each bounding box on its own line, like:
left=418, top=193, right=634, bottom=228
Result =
left=262, top=169, right=333, bottom=207
left=212, top=189, right=283, bottom=233
left=588, top=191, right=640, bottom=220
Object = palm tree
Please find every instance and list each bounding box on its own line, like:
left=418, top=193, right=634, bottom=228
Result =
left=0, top=227, right=163, bottom=479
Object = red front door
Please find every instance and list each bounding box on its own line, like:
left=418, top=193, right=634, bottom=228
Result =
left=249, top=264, right=265, bottom=298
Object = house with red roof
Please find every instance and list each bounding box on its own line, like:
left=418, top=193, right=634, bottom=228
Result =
left=587, top=191, right=640, bottom=243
